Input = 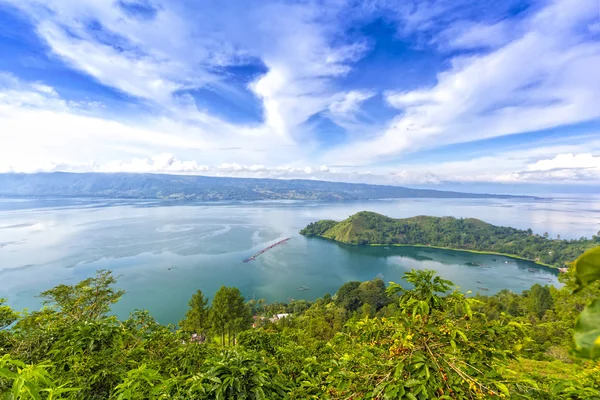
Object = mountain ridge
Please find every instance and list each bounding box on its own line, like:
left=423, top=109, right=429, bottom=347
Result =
left=0, top=172, right=536, bottom=201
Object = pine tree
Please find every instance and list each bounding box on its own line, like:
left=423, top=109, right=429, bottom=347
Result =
left=179, top=289, right=210, bottom=337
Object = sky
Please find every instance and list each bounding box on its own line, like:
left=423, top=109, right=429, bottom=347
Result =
left=0, top=0, right=599, bottom=192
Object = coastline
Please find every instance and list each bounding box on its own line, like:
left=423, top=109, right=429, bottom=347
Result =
left=311, top=235, right=556, bottom=269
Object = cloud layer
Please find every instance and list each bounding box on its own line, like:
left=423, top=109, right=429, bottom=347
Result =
left=0, top=0, right=599, bottom=188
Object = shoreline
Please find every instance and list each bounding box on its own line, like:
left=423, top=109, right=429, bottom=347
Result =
left=312, top=235, right=556, bottom=269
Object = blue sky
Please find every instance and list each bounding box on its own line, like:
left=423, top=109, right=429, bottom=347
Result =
left=0, top=0, right=599, bottom=191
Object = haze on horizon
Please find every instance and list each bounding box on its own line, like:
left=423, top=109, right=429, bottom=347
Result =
left=0, top=0, right=599, bottom=193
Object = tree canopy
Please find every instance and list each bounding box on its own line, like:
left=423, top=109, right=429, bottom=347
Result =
left=1, top=261, right=599, bottom=399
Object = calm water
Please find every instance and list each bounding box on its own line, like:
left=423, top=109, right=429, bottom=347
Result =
left=1, top=196, right=599, bottom=324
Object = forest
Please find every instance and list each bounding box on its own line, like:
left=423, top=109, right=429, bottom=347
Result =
left=1, top=246, right=600, bottom=399
left=300, top=212, right=600, bottom=268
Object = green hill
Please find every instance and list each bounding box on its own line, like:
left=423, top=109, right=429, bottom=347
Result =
left=300, top=211, right=600, bottom=267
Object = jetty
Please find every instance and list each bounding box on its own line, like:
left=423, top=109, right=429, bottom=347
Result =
left=243, top=237, right=291, bottom=263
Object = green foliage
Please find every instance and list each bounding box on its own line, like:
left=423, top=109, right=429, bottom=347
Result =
left=334, top=279, right=389, bottom=314
left=387, top=269, right=454, bottom=316
left=574, top=299, right=600, bottom=360
left=527, top=284, right=554, bottom=319
left=0, top=300, right=18, bottom=331
left=334, top=281, right=361, bottom=312
left=2, top=266, right=600, bottom=399
left=179, top=289, right=210, bottom=335
left=0, top=355, right=79, bottom=400
left=301, top=211, right=598, bottom=267
left=38, top=270, right=124, bottom=322
left=210, top=286, right=253, bottom=346
left=572, top=246, right=600, bottom=360
left=299, top=220, right=337, bottom=236
left=574, top=246, right=600, bottom=292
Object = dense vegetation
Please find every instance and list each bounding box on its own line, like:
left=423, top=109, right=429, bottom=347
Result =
left=1, top=256, right=600, bottom=399
left=0, top=173, right=531, bottom=201
left=300, top=211, right=600, bottom=267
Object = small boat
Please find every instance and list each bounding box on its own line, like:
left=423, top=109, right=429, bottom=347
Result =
left=547, top=279, right=552, bottom=283
left=476, top=280, right=483, bottom=284
left=527, top=268, right=537, bottom=273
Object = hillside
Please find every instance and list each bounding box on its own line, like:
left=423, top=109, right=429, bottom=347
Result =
left=300, top=211, right=600, bottom=267
left=0, top=172, right=534, bottom=201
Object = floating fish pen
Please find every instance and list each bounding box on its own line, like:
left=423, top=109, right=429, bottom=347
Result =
left=298, top=286, right=310, bottom=291
left=243, top=237, right=291, bottom=263
left=478, top=287, right=490, bottom=291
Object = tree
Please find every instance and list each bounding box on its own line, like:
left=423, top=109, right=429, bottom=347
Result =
left=0, top=299, right=18, bottom=330
left=180, top=289, right=210, bottom=337
left=527, top=284, right=554, bottom=319
left=358, top=278, right=389, bottom=311
left=210, top=286, right=252, bottom=346
left=334, top=281, right=362, bottom=312
left=38, top=269, right=124, bottom=321
left=387, top=269, right=453, bottom=315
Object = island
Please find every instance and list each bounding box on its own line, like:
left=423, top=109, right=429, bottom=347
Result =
left=300, top=211, right=600, bottom=268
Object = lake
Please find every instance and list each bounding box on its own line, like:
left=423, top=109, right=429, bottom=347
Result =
left=1, top=196, right=599, bottom=324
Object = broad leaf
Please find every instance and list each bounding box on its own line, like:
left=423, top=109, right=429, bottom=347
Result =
left=574, top=298, right=600, bottom=359
left=573, top=246, right=600, bottom=292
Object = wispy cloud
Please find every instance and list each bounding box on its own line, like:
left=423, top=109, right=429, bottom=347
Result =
left=325, top=0, right=600, bottom=165
left=0, top=0, right=599, bottom=188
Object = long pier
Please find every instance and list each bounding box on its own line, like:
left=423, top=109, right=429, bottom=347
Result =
left=243, top=237, right=291, bottom=263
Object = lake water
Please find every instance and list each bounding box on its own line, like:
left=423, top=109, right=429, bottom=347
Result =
left=1, top=196, right=599, bottom=324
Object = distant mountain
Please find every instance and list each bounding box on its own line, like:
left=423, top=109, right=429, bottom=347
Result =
left=0, top=172, right=534, bottom=201
left=300, top=211, right=600, bottom=267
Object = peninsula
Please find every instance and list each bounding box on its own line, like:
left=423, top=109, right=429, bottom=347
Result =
left=300, top=211, right=600, bottom=268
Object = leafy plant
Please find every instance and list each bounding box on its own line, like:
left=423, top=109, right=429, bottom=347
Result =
left=572, top=246, right=600, bottom=359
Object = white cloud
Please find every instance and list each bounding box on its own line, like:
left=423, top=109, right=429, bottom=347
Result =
left=439, top=20, right=516, bottom=50
left=528, top=153, right=600, bottom=171
left=1, top=0, right=599, bottom=187
left=329, top=90, right=375, bottom=117
left=323, top=0, right=600, bottom=165
left=5, top=0, right=368, bottom=141
left=99, top=154, right=210, bottom=173
left=0, top=74, right=303, bottom=172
